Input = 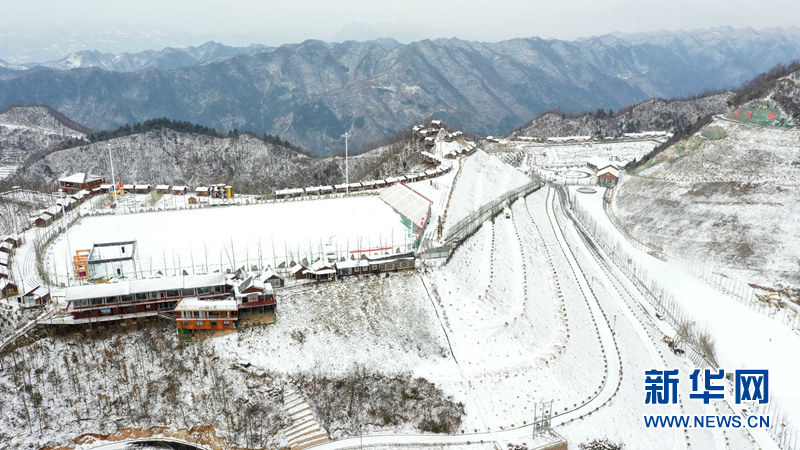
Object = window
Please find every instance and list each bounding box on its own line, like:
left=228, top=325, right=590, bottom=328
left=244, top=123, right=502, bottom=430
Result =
left=73, top=299, right=88, bottom=307
left=116, top=268, right=121, bottom=276
left=208, top=311, right=220, bottom=318
left=135, top=292, right=148, bottom=301
left=213, top=286, right=222, bottom=293
left=223, top=321, right=230, bottom=325
left=181, top=288, right=194, bottom=296
left=182, top=311, right=190, bottom=318
left=197, top=287, right=210, bottom=295
left=371, top=265, right=377, bottom=271
left=211, top=321, right=217, bottom=326
left=196, top=321, right=203, bottom=326
left=105, top=296, right=118, bottom=304
left=90, top=298, right=104, bottom=306
left=193, top=311, right=202, bottom=318
left=181, top=321, right=188, bottom=326
left=145, top=304, right=151, bottom=309
left=166, top=290, right=180, bottom=298
left=120, top=295, right=133, bottom=303
left=149, top=291, right=164, bottom=299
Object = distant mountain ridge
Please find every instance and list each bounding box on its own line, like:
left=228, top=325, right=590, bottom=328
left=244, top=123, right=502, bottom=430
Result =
left=15, top=41, right=268, bottom=73
left=2, top=27, right=800, bottom=156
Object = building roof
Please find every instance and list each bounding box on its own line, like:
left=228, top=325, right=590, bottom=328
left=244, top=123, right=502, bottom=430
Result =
left=155, top=184, right=170, bottom=190
left=0, top=252, right=10, bottom=265
left=174, top=297, right=237, bottom=312
left=58, top=173, right=103, bottom=184
left=234, top=276, right=272, bottom=296
left=24, top=286, right=49, bottom=298
left=172, top=185, right=188, bottom=190
left=597, top=167, right=620, bottom=178
left=335, top=259, right=370, bottom=270
left=65, top=273, right=228, bottom=301
left=379, top=183, right=432, bottom=230
left=261, top=268, right=283, bottom=281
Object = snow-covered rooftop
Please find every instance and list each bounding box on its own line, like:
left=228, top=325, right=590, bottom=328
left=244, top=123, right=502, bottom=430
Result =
left=58, top=173, right=103, bottom=184
left=65, top=273, right=227, bottom=301
left=379, top=183, right=432, bottom=229
left=174, top=297, right=237, bottom=312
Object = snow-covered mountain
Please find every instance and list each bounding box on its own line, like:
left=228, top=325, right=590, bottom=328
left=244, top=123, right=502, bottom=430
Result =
left=10, top=123, right=428, bottom=193
left=2, top=27, right=800, bottom=155
left=613, top=68, right=800, bottom=300
left=510, top=93, right=734, bottom=139
left=0, top=105, right=88, bottom=172
left=21, top=41, right=267, bottom=72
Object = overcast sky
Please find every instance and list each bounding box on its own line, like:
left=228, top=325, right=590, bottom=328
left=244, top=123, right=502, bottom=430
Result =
left=2, top=0, right=800, bottom=62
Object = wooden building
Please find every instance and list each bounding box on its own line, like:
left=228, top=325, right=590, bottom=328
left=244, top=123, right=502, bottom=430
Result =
left=175, top=298, right=238, bottom=331
left=0, top=241, right=13, bottom=254
left=0, top=265, right=10, bottom=279
left=155, top=185, right=171, bottom=193
left=172, top=186, right=189, bottom=195
left=64, top=273, right=229, bottom=323
left=1, top=279, right=18, bottom=298
left=58, top=173, right=105, bottom=193
left=195, top=187, right=209, bottom=197
left=309, top=260, right=336, bottom=281
left=260, top=268, right=285, bottom=288
left=21, top=286, right=49, bottom=307
left=0, top=252, right=10, bottom=268
left=597, top=167, right=620, bottom=187
left=233, top=276, right=276, bottom=318
left=3, top=234, right=22, bottom=247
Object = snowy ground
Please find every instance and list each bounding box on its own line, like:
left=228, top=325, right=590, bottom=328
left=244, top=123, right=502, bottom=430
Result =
left=45, top=196, right=413, bottom=285
left=495, top=140, right=658, bottom=168
left=572, top=187, right=798, bottom=446
left=2, top=148, right=788, bottom=449
left=614, top=118, right=800, bottom=297
left=443, top=150, right=530, bottom=232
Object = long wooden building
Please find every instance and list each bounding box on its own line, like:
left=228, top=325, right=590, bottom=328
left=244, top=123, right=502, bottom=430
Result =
left=64, top=273, right=229, bottom=323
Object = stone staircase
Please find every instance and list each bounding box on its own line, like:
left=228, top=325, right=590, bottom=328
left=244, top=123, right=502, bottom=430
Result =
left=282, top=386, right=330, bottom=450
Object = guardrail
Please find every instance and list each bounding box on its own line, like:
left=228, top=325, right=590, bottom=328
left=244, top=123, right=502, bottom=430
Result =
left=444, top=178, right=543, bottom=246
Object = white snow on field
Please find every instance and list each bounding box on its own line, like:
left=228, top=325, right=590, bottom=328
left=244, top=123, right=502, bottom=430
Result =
left=497, top=140, right=657, bottom=168
left=443, top=150, right=530, bottom=231
left=46, top=196, right=412, bottom=284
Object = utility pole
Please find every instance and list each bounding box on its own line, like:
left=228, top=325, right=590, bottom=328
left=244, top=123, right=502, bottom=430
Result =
left=108, top=143, right=117, bottom=205
left=341, top=133, right=350, bottom=196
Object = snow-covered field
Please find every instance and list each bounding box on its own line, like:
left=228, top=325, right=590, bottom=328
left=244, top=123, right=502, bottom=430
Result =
left=499, top=140, right=658, bottom=168
left=46, top=196, right=412, bottom=284
left=443, top=150, right=530, bottom=232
